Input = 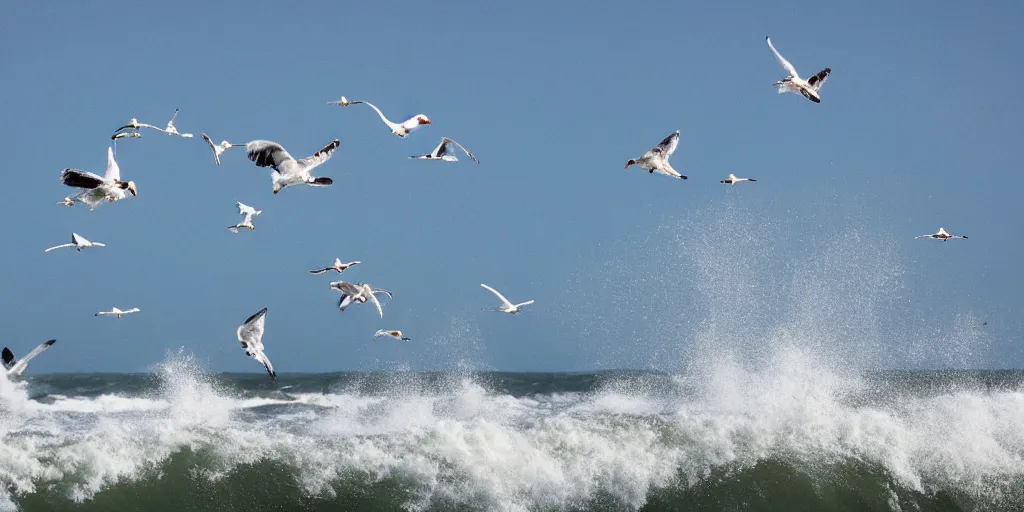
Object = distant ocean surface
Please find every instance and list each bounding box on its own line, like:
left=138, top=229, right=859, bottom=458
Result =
left=1, top=361, right=1022, bottom=511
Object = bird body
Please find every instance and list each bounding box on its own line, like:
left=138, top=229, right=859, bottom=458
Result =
left=309, top=258, right=360, bottom=275
left=410, top=137, right=478, bottom=163
left=915, top=227, right=968, bottom=241
left=60, top=147, right=137, bottom=209
left=237, top=307, right=275, bottom=379
left=336, top=98, right=431, bottom=138
left=228, top=201, right=261, bottom=232
left=95, top=307, right=140, bottom=319
left=246, top=139, right=339, bottom=194
left=720, top=173, right=757, bottom=184
left=480, top=283, right=534, bottom=314
left=45, top=232, right=105, bottom=252
left=624, top=130, right=687, bottom=179
left=374, top=330, right=411, bottom=341
left=766, top=37, right=831, bottom=103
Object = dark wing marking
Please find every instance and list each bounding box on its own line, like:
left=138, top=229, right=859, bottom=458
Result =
left=653, top=131, right=680, bottom=156
left=60, top=169, right=105, bottom=189
left=807, top=68, right=830, bottom=90
left=246, top=141, right=294, bottom=171
left=296, top=139, right=341, bottom=169
left=244, top=307, right=268, bottom=326
left=2, top=347, right=14, bottom=370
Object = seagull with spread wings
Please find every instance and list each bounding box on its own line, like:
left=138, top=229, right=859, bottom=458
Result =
left=480, top=283, right=534, bottom=314
left=45, top=232, right=105, bottom=252
left=3, top=340, right=56, bottom=377
left=624, top=130, right=687, bottom=180
left=410, top=137, right=479, bottom=163
left=245, top=139, right=339, bottom=194
left=237, top=307, right=275, bottom=379
left=766, top=36, right=831, bottom=103
left=329, top=96, right=431, bottom=138
left=59, top=147, right=137, bottom=209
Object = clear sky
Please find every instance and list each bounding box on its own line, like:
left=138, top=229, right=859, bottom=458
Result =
left=1, top=1, right=1021, bottom=374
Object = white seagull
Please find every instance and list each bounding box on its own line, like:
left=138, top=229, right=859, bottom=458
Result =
left=624, top=130, right=687, bottom=179
left=228, top=201, right=261, bottom=233
left=410, top=137, right=479, bottom=163
left=45, top=233, right=105, bottom=252
left=112, top=109, right=193, bottom=138
left=246, top=139, right=339, bottom=194
left=308, top=258, right=361, bottom=275
left=915, top=227, right=968, bottom=241
left=57, top=197, right=75, bottom=207
left=95, top=307, right=140, bottom=319
left=237, top=307, right=275, bottom=379
left=720, top=173, right=757, bottom=184
left=330, top=281, right=393, bottom=318
left=2, top=340, right=56, bottom=377
left=59, top=147, right=137, bottom=209
left=332, top=97, right=431, bottom=138
left=374, top=330, right=411, bottom=341
left=766, top=36, right=831, bottom=104
left=201, top=133, right=244, bottom=166
left=480, top=283, right=534, bottom=314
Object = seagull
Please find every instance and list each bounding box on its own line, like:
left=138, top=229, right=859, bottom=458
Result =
left=201, top=133, right=244, bottom=166
left=410, top=137, right=479, bottom=163
left=237, top=307, right=275, bottom=379
left=95, top=307, right=140, bottom=318
left=915, top=227, right=968, bottom=241
left=374, top=330, right=411, bottom=341
left=333, top=97, right=431, bottom=138
left=111, top=131, right=142, bottom=142
left=330, top=281, right=392, bottom=318
left=228, top=201, right=261, bottom=233
left=766, top=36, right=831, bottom=104
left=57, top=197, right=75, bottom=207
left=45, top=232, right=105, bottom=252
left=246, top=139, right=338, bottom=194
left=480, top=283, right=534, bottom=314
left=112, top=109, right=193, bottom=138
left=624, top=130, right=687, bottom=179
left=308, top=258, right=361, bottom=275
left=720, top=173, right=757, bottom=184
left=2, top=340, right=56, bottom=377
left=59, top=147, right=137, bottom=209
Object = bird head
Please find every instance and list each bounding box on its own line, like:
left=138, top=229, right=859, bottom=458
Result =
left=248, top=225, right=255, bottom=231
left=126, top=181, right=138, bottom=196
left=624, top=159, right=636, bottom=170
left=416, top=115, right=432, bottom=125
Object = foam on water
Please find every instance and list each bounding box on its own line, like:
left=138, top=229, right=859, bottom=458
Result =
left=1, top=202, right=1020, bottom=511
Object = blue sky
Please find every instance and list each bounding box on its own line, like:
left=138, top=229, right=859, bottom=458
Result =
left=1, top=1, right=1021, bottom=374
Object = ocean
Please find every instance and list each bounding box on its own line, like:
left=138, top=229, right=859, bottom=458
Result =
left=1, top=361, right=1022, bottom=511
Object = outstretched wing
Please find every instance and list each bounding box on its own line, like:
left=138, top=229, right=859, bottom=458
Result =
left=201, top=134, right=222, bottom=166
left=365, top=286, right=384, bottom=319
left=443, top=138, right=479, bottom=163
left=61, top=169, right=106, bottom=189
left=807, top=68, right=831, bottom=91
left=652, top=131, right=680, bottom=157
left=8, top=339, right=56, bottom=376
left=166, top=109, right=179, bottom=129
left=44, top=243, right=74, bottom=253
left=480, top=283, right=513, bottom=308
left=766, top=36, right=799, bottom=78
left=296, top=139, right=341, bottom=171
left=246, top=141, right=295, bottom=172
left=237, top=307, right=268, bottom=350
left=252, top=350, right=276, bottom=379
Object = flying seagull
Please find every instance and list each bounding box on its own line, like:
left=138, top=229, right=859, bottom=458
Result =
left=112, top=109, right=193, bottom=138
left=410, top=137, right=479, bottom=163
left=45, top=232, right=105, bottom=252
left=228, top=201, right=261, bottom=233
left=237, top=307, right=275, bottom=379
left=720, top=173, right=757, bottom=184
left=201, top=133, right=244, bottom=166
left=308, top=258, right=361, bottom=275
left=60, top=147, right=137, bottom=209
left=480, top=283, right=534, bottom=314
left=915, top=227, right=968, bottom=241
left=111, top=131, right=141, bottom=155
left=331, top=97, right=431, bottom=138
left=57, top=197, right=76, bottom=207
left=330, top=281, right=392, bottom=318
left=624, top=130, right=687, bottom=179
left=374, top=330, right=411, bottom=341
left=2, top=340, right=56, bottom=377
left=245, top=139, right=339, bottom=194
left=95, top=307, right=140, bottom=318
left=766, top=36, right=831, bottom=103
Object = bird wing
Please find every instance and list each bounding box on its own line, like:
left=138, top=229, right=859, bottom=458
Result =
left=480, top=283, right=514, bottom=308
left=252, top=350, right=276, bottom=379
left=166, top=109, right=179, bottom=130
left=7, top=339, right=56, bottom=376
left=514, top=300, right=535, bottom=308
left=766, top=37, right=800, bottom=78
left=309, top=267, right=331, bottom=275
left=95, top=311, right=113, bottom=316
left=365, top=286, right=384, bottom=319
left=201, top=134, right=222, bottom=166
left=807, top=68, right=831, bottom=91
left=443, top=138, right=479, bottom=163
left=236, top=202, right=256, bottom=216
left=44, top=243, right=74, bottom=252
left=337, top=294, right=354, bottom=311
left=104, top=146, right=121, bottom=181
left=374, top=330, right=387, bottom=338
left=652, top=131, right=680, bottom=157
left=360, top=101, right=399, bottom=130
left=246, top=141, right=295, bottom=173
left=296, top=139, right=341, bottom=171
left=61, top=169, right=106, bottom=189
left=371, top=288, right=393, bottom=301
left=237, top=307, right=268, bottom=349
left=123, top=308, right=140, bottom=315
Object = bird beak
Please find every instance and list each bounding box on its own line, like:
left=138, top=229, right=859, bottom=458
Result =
left=624, top=160, right=635, bottom=170
left=420, top=117, right=432, bottom=125
left=127, top=182, right=138, bottom=196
